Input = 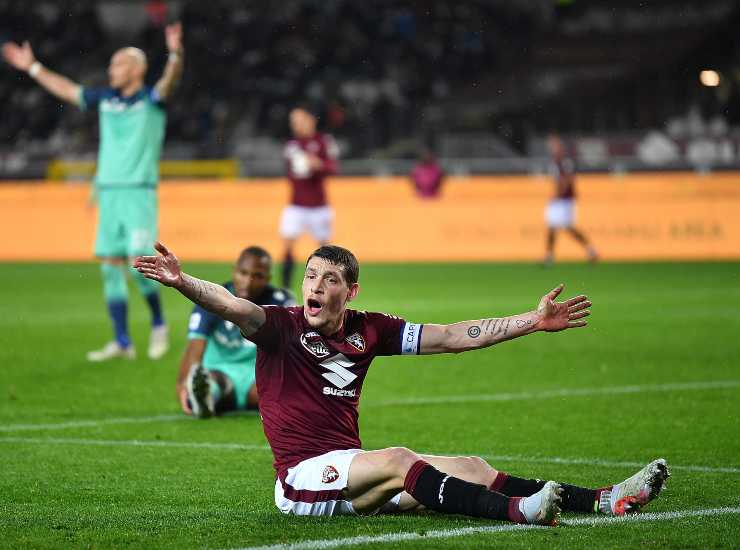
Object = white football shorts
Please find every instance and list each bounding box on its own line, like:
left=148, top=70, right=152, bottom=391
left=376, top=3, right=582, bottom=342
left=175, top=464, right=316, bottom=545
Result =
left=545, top=198, right=575, bottom=229
left=279, top=205, right=334, bottom=242
left=274, top=448, right=402, bottom=516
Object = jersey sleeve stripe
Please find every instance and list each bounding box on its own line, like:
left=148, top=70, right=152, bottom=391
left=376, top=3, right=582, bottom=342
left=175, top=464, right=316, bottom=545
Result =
left=401, top=322, right=423, bottom=355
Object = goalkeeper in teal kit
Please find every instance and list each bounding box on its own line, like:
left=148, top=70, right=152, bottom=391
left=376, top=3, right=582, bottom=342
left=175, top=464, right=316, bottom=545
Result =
left=3, top=23, right=184, bottom=361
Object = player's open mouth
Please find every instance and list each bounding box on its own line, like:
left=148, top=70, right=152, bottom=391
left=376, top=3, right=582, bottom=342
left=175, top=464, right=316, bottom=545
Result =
left=306, top=298, right=322, bottom=316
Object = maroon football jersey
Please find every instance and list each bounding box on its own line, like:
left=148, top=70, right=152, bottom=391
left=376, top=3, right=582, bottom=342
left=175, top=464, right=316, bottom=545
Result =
left=283, top=133, right=339, bottom=207
left=550, top=157, right=576, bottom=200
left=247, top=306, right=423, bottom=476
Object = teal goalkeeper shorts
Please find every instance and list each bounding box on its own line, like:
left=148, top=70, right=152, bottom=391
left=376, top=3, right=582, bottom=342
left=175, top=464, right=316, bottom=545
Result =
left=95, top=188, right=158, bottom=258
left=207, top=362, right=256, bottom=411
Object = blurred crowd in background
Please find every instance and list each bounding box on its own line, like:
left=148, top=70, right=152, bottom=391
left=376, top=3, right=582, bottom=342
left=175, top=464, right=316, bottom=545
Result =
left=2, top=0, right=740, bottom=175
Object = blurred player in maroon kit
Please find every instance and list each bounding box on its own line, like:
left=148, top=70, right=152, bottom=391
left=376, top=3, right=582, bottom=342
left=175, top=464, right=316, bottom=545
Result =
left=135, top=242, right=668, bottom=524
left=280, top=107, right=339, bottom=288
left=544, top=135, right=598, bottom=265
left=409, top=149, right=444, bottom=199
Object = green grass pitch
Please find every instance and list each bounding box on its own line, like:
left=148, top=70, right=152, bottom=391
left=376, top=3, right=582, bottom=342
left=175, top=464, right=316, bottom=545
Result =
left=1, top=261, right=739, bottom=549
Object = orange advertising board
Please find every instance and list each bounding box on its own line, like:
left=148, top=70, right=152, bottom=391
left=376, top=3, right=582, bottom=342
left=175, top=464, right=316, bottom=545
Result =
left=1, top=173, right=738, bottom=262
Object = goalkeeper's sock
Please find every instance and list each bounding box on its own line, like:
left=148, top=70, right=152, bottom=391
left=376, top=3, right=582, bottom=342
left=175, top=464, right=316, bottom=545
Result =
left=143, top=292, right=165, bottom=327
left=491, top=472, right=599, bottom=514
left=107, top=300, right=130, bottom=349
left=101, top=263, right=130, bottom=348
left=404, top=460, right=524, bottom=522
left=130, top=266, right=165, bottom=327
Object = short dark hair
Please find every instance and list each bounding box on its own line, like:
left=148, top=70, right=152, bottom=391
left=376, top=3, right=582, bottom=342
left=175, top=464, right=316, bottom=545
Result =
left=307, top=245, right=359, bottom=285
left=238, top=245, right=271, bottom=266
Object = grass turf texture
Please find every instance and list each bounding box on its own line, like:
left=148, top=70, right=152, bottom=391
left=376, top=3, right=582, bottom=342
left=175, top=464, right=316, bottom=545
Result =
left=1, top=261, right=738, bottom=549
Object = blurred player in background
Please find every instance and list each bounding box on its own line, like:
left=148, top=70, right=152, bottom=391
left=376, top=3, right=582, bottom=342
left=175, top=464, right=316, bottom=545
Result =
left=544, top=135, right=599, bottom=265
left=3, top=23, right=184, bottom=361
left=280, top=107, right=339, bottom=289
left=178, top=246, right=293, bottom=418
left=136, top=242, right=668, bottom=523
left=410, top=148, right=444, bottom=199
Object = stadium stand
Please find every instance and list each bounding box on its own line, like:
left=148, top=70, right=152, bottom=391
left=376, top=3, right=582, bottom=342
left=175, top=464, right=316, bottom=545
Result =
left=1, top=0, right=739, bottom=176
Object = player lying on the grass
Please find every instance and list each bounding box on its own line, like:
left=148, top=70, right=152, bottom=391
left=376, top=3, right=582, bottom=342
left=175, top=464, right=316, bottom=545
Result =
left=135, top=242, right=669, bottom=524
left=177, top=246, right=293, bottom=418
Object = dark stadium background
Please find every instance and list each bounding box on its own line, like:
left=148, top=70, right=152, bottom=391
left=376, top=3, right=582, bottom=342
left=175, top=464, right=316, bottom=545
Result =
left=1, top=0, right=739, bottom=177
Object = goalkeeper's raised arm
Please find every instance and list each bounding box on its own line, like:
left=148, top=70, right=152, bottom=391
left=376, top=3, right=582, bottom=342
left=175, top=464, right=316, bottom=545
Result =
left=2, top=40, right=82, bottom=106
left=155, top=22, right=184, bottom=101
left=418, top=284, right=591, bottom=355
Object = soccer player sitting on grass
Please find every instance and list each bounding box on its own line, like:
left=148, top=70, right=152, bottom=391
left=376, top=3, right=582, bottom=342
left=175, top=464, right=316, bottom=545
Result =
left=177, top=246, right=293, bottom=418
left=3, top=23, right=184, bottom=362
left=135, top=242, right=669, bottom=524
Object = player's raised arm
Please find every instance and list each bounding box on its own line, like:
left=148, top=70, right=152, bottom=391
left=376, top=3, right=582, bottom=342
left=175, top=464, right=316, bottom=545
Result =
left=154, top=22, right=184, bottom=101
left=133, top=242, right=266, bottom=336
left=418, top=284, right=591, bottom=354
left=2, top=41, right=82, bottom=106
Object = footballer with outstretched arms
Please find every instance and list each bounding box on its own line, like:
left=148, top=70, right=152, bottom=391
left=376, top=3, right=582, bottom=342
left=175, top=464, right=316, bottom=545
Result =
left=135, top=242, right=668, bottom=524
left=280, top=107, right=339, bottom=288
left=3, top=23, right=184, bottom=362
left=544, top=134, right=599, bottom=265
left=177, top=246, right=294, bottom=418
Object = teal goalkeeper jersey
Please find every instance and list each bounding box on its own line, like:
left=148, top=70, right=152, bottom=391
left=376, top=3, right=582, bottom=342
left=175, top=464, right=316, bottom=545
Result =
left=187, top=283, right=295, bottom=370
left=80, top=86, right=166, bottom=188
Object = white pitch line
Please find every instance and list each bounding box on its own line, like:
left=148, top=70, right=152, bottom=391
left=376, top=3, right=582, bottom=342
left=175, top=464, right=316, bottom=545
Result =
left=3, top=380, right=736, bottom=433
left=374, top=380, right=740, bottom=407
left=0, top=436, right=270, bottom=452
left=229, top=507, right=740, bottom=550
left=473, top=453, right=740, bottom=474
left=0, top=437, right=737, bottom=475
left=0, top=414, right=186, bottom=433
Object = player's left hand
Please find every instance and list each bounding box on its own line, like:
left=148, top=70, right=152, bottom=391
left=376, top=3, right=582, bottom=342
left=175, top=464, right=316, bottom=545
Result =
left=133, top=241, right=183, bottom=287
left=536, top=284, right=591, bottom=332
left=165, top=21, right=183, bottom=53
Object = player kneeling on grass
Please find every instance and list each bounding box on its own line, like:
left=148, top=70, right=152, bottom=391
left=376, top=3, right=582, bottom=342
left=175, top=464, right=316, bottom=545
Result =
left=135, top=243, right=669, bottom=524
left=176, top=246, right=293, bottom=418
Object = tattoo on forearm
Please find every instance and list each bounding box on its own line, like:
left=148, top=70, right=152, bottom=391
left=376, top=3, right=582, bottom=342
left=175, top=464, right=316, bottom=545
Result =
left=183, top=275, right=226, bottom=312
left=468, top=316, right=537, bottom=342
left=482, top=318, right=510, bottom=337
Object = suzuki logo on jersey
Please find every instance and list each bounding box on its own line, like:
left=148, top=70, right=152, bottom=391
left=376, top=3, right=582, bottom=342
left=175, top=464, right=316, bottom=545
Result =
left=322, top=465, right=339, bottom=484
left=345, top=333, right=366, bottom=352
left=319, top=353, right=357, bottom=389
left=300, top=332, right=330, bottom=358
left=322, top=387, right=357, bottom=397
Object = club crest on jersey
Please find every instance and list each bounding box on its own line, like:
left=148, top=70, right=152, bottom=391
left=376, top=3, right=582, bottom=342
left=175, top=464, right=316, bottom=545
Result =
left=322, top=465, right=340, bottom=484
left=300, top=332, right=330, bottom=358
left=345, top=333, right=366, bottom=352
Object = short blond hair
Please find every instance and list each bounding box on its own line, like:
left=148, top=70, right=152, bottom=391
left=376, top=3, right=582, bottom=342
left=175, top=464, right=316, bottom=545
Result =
left=119, top=47, right=148, bottom=69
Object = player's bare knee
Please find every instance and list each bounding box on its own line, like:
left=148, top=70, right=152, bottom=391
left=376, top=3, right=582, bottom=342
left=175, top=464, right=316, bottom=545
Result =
left=386, top=447, right=421, bottom=478
left=466, top=455, right=497, bottom=484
